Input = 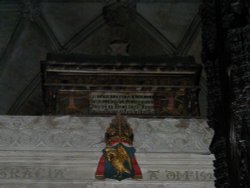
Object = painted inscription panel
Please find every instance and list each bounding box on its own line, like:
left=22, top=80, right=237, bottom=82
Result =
left=54, top=89, right=199, bottom=117
left=90, top=92, right=155, bottom=114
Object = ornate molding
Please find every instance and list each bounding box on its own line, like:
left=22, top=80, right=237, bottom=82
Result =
left=228, top=24, right=250, bottom=188
left=0, top=116, right=213, bottom=154
left=201, top=0, right=250, bottom=187
left=0, top=115, right=215, bottom=186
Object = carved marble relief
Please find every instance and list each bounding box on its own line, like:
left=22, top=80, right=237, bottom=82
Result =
left=0, top=116, right=213, bottom=153
left=0, top=115, right=215, bottom=187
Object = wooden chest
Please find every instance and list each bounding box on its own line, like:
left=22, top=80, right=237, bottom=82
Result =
left=41, top=54, right=202, bottom=117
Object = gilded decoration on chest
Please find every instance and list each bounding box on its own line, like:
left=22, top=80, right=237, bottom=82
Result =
left=41, top=54, right=201, bottom=117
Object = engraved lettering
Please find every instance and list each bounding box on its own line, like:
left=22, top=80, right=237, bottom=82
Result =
left=0, top=167, right=66, bottom=180
left=90, top=92, right=155, bottom=114
left=199, top=171, right=207, bottom=181
left=186, top=171, right=195, bottom=181
left=149, top=170, right=215, bottom=182
left=148, top=170, right=160, bottom=180
left=176, top=171, right=187, bottom=181
left=165, top=170, right=177, bottom=180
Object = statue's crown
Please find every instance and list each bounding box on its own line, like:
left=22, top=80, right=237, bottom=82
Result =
left=105, top=114, right=134, bottom=145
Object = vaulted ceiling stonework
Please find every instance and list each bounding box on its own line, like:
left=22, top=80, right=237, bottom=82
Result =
left=0, top=0, right=205, bottom=116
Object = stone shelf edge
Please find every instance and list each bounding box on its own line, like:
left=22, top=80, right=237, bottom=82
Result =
left=0, top=115, right=215, bottom=188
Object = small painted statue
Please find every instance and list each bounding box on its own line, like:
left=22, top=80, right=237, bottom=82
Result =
left=95, top=114, right=142, bottom=181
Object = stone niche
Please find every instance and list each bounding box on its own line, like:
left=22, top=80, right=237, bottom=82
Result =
left=0, top=115, right=214, bottom=188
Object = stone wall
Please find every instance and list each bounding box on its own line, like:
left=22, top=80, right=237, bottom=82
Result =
left=0, top=116, right=214, bottom=188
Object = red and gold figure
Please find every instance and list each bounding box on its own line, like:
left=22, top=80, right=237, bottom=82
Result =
left=95, top=114, right=142, bottom=181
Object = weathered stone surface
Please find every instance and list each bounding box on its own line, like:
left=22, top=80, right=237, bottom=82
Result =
left=0, top=116, right=214, bottom=187
left=0, top=116, right=213, bottom=153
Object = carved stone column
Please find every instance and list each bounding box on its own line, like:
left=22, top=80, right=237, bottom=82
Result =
left=201, top=0, right=250, bottom=187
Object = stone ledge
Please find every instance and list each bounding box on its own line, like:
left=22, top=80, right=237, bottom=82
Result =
left=0, top=115, right=214, bottom=187
left=0, top=151, right=214, bottom=164
left=0, top=116, right=213, bottom=153
left=0, top=181, right=215, bottom=188
left=0, top=151, right=214, bottom=182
